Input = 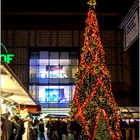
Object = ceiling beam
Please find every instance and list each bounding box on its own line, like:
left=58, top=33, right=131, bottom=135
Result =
left=2, top=12, right=121, bottom=17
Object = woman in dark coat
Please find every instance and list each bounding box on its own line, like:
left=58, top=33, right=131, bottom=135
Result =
left=38, top=119, right=45, bottom=140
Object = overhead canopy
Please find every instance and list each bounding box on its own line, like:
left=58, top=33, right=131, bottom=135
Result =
left=119, top=107, right=139, bottom=119
left=1, top=62, right=36, bottom=105
left=45, top=114, right=69, bottom=118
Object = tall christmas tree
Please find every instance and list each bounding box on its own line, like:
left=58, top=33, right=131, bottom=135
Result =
left=69, top=0, right=121, bottom=139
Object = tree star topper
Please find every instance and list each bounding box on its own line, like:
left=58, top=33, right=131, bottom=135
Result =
left=87, top=0, right=96, bottom=9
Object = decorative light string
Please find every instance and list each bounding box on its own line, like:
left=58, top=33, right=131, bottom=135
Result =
left=70, top=0, right=121, bottom=139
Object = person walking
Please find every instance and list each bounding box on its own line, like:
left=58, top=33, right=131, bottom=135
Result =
left=10, top=115, right=22, bottom=140
left=60, top=120, right=67, bottom=140
left=38, top=119, right=45, bottom=140
left=67, top=120, right=75, bottom=140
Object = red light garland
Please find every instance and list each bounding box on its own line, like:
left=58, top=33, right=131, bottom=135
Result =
left=70, top=7, right=121, bottom=140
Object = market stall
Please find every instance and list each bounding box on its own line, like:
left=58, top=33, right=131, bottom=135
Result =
left=119, top=107, right=139, bottom=140
left=0, top=61, right=42, bottom=117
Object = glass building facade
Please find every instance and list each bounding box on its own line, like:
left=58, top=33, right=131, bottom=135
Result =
left=29, top=50, right=79, bottom=108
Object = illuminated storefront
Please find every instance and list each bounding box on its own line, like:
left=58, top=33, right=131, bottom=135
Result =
left=29, top=50, right=79, bottom=114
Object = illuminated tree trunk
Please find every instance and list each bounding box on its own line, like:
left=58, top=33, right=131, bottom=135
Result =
left=69, top=1, right=121, bottom=140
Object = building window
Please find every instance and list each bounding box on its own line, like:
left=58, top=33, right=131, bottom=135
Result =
left=29, top=50, right=79, bottom=108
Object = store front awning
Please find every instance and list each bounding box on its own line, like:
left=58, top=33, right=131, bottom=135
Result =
left=1, top=62, right=36, bottom=105
left=119, top=107, right=139, bottom=119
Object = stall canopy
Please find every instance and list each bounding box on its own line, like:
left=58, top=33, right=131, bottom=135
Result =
left=119, top=107, right=139, bottom=119
left=0, top=62, right=36, bottom=105
left=45, top=114, right=69, bottom=119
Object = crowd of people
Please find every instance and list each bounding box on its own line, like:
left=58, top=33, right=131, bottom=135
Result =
left=1, top=113, right=47, bottom=140
left=1, top=113, right=82, bottom=140
left=1, top=113, right=26, bottom=140
left=46, top=119, right=81, bottom=140
left=1, top=112, right=139, bottom=140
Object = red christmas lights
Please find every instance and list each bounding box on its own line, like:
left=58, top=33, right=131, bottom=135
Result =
left=70, top=9, right=121, bottom=140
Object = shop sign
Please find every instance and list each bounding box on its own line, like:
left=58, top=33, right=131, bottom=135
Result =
left=0, top=43, right=14, bottom=64
left=124, top=11, right=139, bottom=51
left=119, top=0, right=139, bottom=51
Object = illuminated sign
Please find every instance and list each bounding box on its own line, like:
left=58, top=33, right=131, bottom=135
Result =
left=0, top=43, right=14, bottom=64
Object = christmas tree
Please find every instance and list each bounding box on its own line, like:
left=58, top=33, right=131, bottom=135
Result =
left=69, top=0, right=121, bottom=139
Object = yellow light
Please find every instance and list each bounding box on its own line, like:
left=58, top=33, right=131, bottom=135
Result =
left=0, top=75, right=5, bottom=87
left=1, top=103, right=8, bottom=114
left=87, top=0, right=96, bottom=9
